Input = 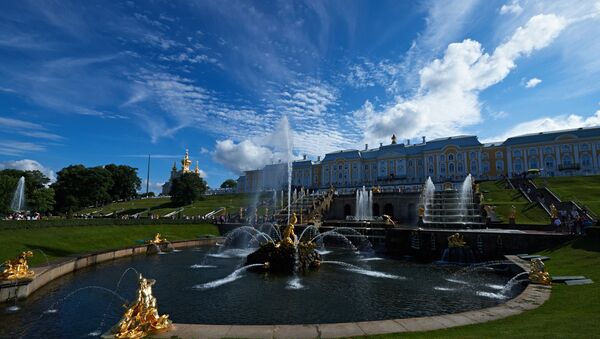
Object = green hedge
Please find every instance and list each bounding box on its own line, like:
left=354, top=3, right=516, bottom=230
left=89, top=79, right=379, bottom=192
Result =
left=0, top=218, right=211, bottom=231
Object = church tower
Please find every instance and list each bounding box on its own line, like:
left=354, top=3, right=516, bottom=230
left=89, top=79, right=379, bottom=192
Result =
left=181, top=148, right=192, bottom=173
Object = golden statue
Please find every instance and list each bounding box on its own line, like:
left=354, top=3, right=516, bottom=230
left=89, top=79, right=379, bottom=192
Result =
left=149, top=233, right=166, bottom=244
left=372, top=186, right=381, bottom=193
left=529, top=258, right=551, bottom=285
left=282, top=213, right=298, bottom=245
left=550, top=204, right=558, bottom=219
left=509, top=205, right=517, bottom=219
left=382, top=214, right=395, bottom=226
left=112, top=274, right=172, bottom=338
left=447, top=233, right=466, bottom=248
left=1, top=251, right=35, bottom=280
left=418, top=206, right=425, bottom=218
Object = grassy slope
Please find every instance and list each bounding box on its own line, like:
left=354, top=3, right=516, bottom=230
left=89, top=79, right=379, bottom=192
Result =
left=479, top=181, right=548, bottom=224
left=359, top=237, right=600, bottom=339
left=534, top=175, right=600, bottom=216
left=0, top=224, right=219, bottom=266
left=79, top=193, right=266, bottom=217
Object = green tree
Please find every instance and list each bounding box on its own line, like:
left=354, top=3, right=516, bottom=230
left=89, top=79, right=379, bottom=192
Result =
left=52, top=165, right=114, bottom=213
left=0, top=175, right=18, bottom=214
left=29, top=187, right=55, bottom=213
left=105, top=164, right=141, bottom=201
left=220, top=179, right=238, bottom=189
left=170, top=173, right=208, bottom=206
left=0, top=169, right=53, bottom=214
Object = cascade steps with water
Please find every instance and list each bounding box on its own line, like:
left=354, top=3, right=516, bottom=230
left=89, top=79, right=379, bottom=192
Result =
left=272, top=189, right=334, bottom=225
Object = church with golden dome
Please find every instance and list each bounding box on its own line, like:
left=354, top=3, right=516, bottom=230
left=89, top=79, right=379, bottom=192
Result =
left=161, top=149, right=202, bottom=195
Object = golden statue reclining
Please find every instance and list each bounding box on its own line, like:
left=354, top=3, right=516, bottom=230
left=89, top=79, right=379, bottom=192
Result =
left=1, top=251, right=35, bottom=280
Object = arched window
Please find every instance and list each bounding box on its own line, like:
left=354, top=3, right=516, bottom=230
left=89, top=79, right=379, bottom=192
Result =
left=544, top=147, right=552, bottom=154
left=563, top=155, right=572, bottom=166
left=457, top=163, right=464, bottom=173
left=449, top=163, right=455, bottom=173
left=496, top=151, right=503, bottom=158
left=582, top=154, right=592, bottom=167
left=529, top=157, right=538, bottom=169
left=496, top=160, right=504, bottom=171
left=514, top=159, right=522, bottom=172
left=448, top=154, right=454, bottom=161
left=439, top=154, right=445, bottom=162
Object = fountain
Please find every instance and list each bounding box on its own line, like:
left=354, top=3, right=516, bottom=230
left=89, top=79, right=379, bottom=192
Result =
left=529, top=258, right=551, bottom=285
left=439, top=233, right=477, bottom=265
left=11, top=176, right=26, bottom=212
left=0, top=251, right=35, bottom=280
left=355, top=186, right=373, bottom=221
left=111, top=273, right=172, bottom=338
left=421, top=175, right=483, bottom=228
left=146, top=233, right=174, bottom=255
left=245, top=213, right=321, bottom=273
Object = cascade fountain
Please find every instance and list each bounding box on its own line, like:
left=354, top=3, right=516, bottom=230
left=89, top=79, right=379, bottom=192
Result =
left=421, top=175, right=483, bottom=228
left=458, top=174, right=473, bottom=218
left=11, top=176, right=26, bottom=212
left=355, top=186, right=373, bottom=220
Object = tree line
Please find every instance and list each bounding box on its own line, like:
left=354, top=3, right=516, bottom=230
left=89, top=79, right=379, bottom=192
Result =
left=0, top=163, right=230, bottom=216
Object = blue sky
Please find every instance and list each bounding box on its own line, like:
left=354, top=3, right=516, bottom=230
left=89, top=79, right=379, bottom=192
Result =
left=1, top=0, right=600, bottom=191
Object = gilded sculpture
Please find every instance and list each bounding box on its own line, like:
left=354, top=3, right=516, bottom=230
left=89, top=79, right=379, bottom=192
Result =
left=447, top=233, right=466, bottom=248
left=282, top=213, right=298, bottom=245
left=0, top=251, right=35, bottom=280
left=112, top=274, right=172, bottom=338
left=550, top=204, right=559, bottom=219
left=382, top=214, right=395, bottom=226
left=529, top=258, right=551, bottom=285
left=149, top=233, right=167, bottom=245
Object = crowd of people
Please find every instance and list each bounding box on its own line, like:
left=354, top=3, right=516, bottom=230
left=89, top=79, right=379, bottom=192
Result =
left=3, top=212, right=42, bottom=220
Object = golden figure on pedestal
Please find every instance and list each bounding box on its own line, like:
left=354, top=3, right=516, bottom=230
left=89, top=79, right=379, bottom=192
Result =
left=418, top=206, right=425, bottom=218
left=112, top=274, right=172, bottom=339
left=0, top=251, right=35, bottom=280
left=529, top=258, right=551, bottom=285
left=282, top=213, right=298, bottom=246
left=550, top=204, right=559, bottom=219
left=447, top=233, right=466, bottom=248
left=149, top=233, right=166, bottom=244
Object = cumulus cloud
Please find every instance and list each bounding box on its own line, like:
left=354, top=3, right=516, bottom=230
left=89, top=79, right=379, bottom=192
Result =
left=361, top=14, right=567, bottom=144
left=485, top=110, right=600, bottom=142
left=500, top=1, right=523, bottom=16
left=525, top=77, right=542, bottom=88
left=212, top=117, right=296, bottom=174
left=0, top=159, right=56, bottom=183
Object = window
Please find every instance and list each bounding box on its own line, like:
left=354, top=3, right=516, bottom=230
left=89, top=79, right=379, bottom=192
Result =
left=470, top=163, right=477, bottom=172
left=562, top=155, right=572, bottom=166
left=428, top=166, right=434, bottom=174
left=482, top=153, right=489, bottom=160
left=457, top=153, right=463, bottom=161
left=562, top=144, right=571, bottom=153
left=448, top=154, right=454, bottom=161
left=514, top=159, right=522, bottom=172
left=544, top=147, right=552, bottom=154
left=457, top=163, right=464, bottom=173
left=408, top=160, right=413, bottom=167
left=496, top=151, right=503, bottom=158
left=545, top=156, right=555, bottom=169
left=582, top=154, right=592, bottom=167
left=513, top=150, right=522, bottom=157
left=449, top=163, right=455, bottom=173
left=529, top=157, right=538, bottom=169
left=338, top=165, right=342, bottom=170
left=528, top=148, right=537, bottom=156
left=428, top=156, right=434, bottom=163
left=439, top=154, right=445, bottom=162
left=496, top=160, right=504, bottom=171
left=581, top=144, right=590, bottom=152
left=470, top=151, right=476, bottom=159
left=482, top=161, right=490, bottom=173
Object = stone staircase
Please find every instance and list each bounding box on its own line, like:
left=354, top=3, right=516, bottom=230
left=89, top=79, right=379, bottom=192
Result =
left=423, top=190, right=484, bottom=228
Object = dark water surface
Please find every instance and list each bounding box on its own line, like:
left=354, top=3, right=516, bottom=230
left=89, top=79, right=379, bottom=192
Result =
left=0, top=246, right=525, bottom=338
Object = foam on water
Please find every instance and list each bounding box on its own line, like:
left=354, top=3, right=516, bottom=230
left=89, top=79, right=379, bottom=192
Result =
left=209, top=248, right=255, bottom=259
left=476, top=291, right=507, bottom=299
left=193, top=264, right=263, bottom=290
left=6, top=305, right=20, bottom=312
left=486, top=284, right=504, bottom=290
left=445, top=278, right=469, bottom=285
left=321, top=261, right=404, bottom=280
left=87, top=330, right=102, bottom=336
left=433, top=286, right=456, bottom=291
left=360, top=257, right=384, bottom=261
left=315, top=249, right=332, bottom=255
left=190, top=264, right=217, bottom=269
left=44, top=308, right=58, bottom=314
left=286, top=277, right=305, bottom=290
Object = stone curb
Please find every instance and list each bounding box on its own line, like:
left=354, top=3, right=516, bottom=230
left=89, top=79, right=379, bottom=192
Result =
left=148, top=256, right=550, bottom=339
left=0, top=237, right=223, bottom=303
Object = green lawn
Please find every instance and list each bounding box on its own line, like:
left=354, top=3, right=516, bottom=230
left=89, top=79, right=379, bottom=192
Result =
left=534, top=175, right=600, bottom=217
left=0, top=224, right=219, bottom=266
left=358, top=237, right=600, bottom=338
left=479, top=180, right=548, bottom=225
left=79, top=193, right=268, bottom=217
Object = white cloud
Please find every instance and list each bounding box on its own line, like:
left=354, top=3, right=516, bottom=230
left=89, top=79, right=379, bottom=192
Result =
left=0, top=117, right=63, bottom=141
left=0, top=159, right=56, bottom=183
left=500, top=1, right=523, bottom=16
left=0, top=140, right=46, bottom=156
left=360, top=14, right=567, bottom=144
left=485, top=110, right=600, bottom=142
left=525, top=77, right=542, bottom=88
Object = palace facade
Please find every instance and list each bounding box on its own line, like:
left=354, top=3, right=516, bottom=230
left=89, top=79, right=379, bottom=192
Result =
left=161, top=149, right=203, bottom=195
left=237, top=127, right=600, bottom=193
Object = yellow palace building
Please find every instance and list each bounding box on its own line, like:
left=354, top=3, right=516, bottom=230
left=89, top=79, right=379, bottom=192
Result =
left=237, top=126, right=600, bottom=193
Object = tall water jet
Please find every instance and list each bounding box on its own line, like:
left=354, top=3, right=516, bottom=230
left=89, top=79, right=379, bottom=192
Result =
left=458, top=174, right=473, bottom=219
left=355, top=186, right=373, bottom=220
left=10, top=176, right=26, bottom=212
left=422, top=177, right=435, bottom=222
left=279, top=116, right=293, bottom=225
